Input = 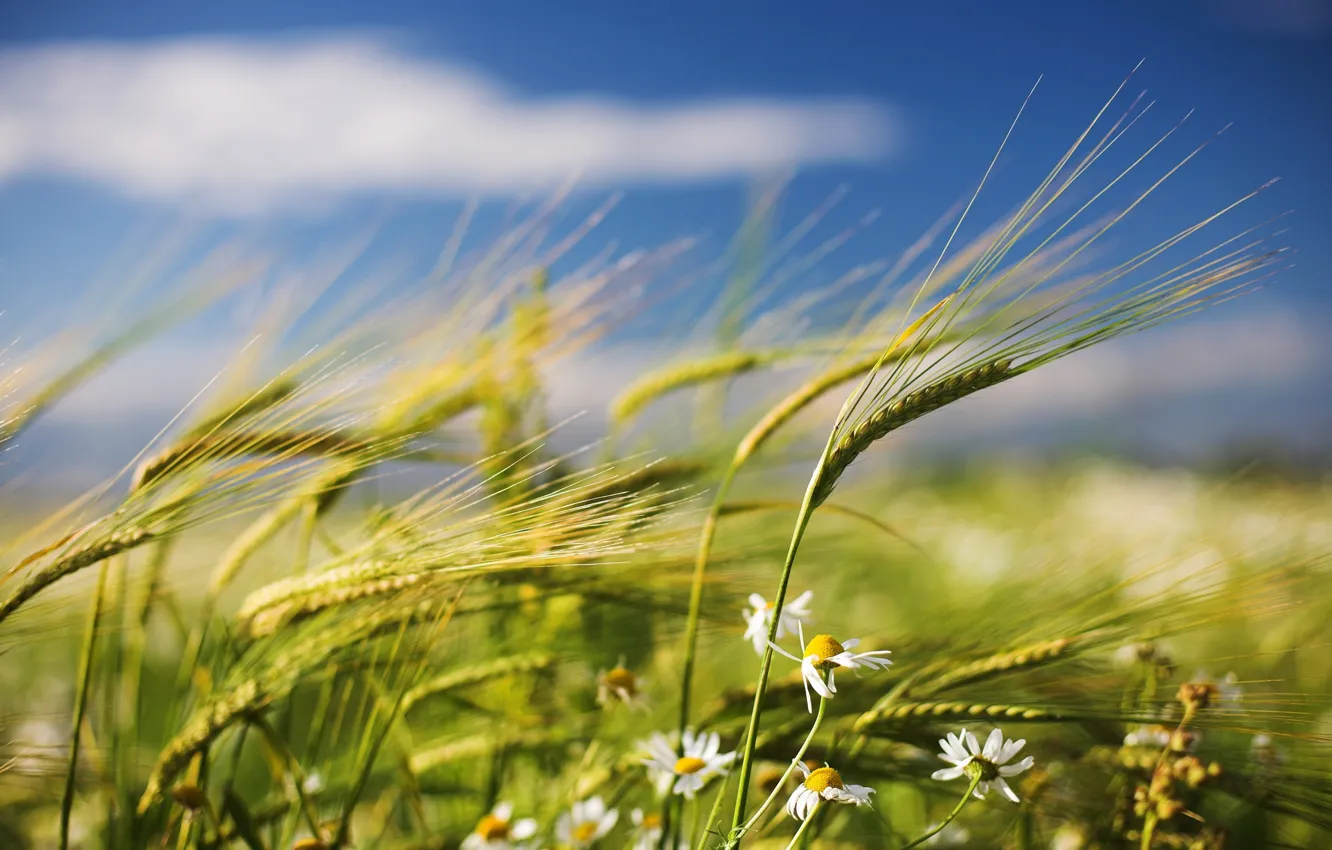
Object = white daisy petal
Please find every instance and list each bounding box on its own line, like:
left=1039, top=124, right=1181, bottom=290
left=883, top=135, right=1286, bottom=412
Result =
left=768, top=641, right=804, bottom=663
left=512, top=819, right=537, bottom=840
left=804, top=660, right=832, bottom=698
left=931, top=765, right=967, bottom=781
left=983, top=728, right=1004, bottom=761
left=994, top=776, right=1020, bottom=803
left=999, top=756, right=1034, bottom=777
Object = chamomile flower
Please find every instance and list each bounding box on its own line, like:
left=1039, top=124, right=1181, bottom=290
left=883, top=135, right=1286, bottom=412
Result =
left=931, top=727, right=1034, bottom=803
left=743, top=590, right=814, bottom=655
left=596, top=657, right=648, bottom=711
left=784, top=762, right=875, bottom=821
left=640, top=729, right=735, bottom=798
left=556, top=796, right=618, bottom=848
left=769, top=623, right=893, bottom=712
left=630, top=808, right=686, bottom=850
left=1122, top=725, right=1172, bottom=749
left=461, top=802, right=538, bottom=850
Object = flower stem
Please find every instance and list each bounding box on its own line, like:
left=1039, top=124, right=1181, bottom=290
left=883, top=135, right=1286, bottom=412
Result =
left=740, top=694, right=828, bottom=835
left=900, top=774, right=982, bottom=849
left=729, top=452, right=831, bottom=834
left=1139, top=813, right=1158, bottom=850
left=783, top=803, right=820, bottom=850
left=676, top=465, right=740, bottom=742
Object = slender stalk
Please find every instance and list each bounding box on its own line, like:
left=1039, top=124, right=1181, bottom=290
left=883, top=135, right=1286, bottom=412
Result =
left=60, top=561, right=110, bottom=850
left=702, top=754, right=739, bottom=847
left=901, top=773, right=983, bottom=849
left=782, top=804, right=820, bottom=850
left=676, top=464, right=740, bottom=740
left=739, top=694, right=828, bottom=837
left=1140, top=813, right=1158, bottom=850
left=293, top=497, right=318, bottom=574
left=730, top=449, right=832, bottom=833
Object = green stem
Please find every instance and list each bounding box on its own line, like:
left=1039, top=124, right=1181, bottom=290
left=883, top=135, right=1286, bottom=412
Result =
left=60, top=561, right=110, bottom=850
left=901, top=773, right=982, bottom=849
left=703, top=755, right=739, bottom=847
left=1139, top=813, right=1158, bottom=850
left=782, top=804, right=820, bottom=850
left=730, top=453, right=830, bottom=834
left=293, top=497, right=318, bottom=574
left=740, top=694, right=828, bottom=837
left=676, top=465, right=739, bottom=743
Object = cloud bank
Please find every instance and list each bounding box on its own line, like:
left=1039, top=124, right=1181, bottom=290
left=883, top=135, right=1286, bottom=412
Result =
left=0, top=35, right=895, bottom=212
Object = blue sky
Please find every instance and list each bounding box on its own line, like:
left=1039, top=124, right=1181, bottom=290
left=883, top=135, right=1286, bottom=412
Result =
left=0, top=0, right=1329, bottom=479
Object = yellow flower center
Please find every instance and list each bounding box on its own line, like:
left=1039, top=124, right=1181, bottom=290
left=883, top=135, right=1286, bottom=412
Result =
left=803, top=634, right=845, bottom=665
left=803, top=766, right=845, bottom=793
left=572, top=821, right=599, bottom=842
left=764, top=601, right=775, bottom=610
left=476, top=814, right=510, bottom=840
left=640, top=813, right=662, bottom=830
left=674, top=756, right=707, bottom=775
left=604, top=666, right=637, bottom=694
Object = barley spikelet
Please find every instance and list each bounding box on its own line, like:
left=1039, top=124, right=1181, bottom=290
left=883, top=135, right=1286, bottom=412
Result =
left=131, top=428, right=371, bottom=492
left=138, top=678, right=266, bottom=810
left=853, top=700, right=1058, bottom=732
left=810, top=359, right=1013, bottom=507
left=0, top=527, right=152, bottom=626
left=208, top=462, right=361, bottom=597
left=185, top=379, right=299, bottom=440
left=403, top=653, right=556, bottom=711
left=410, top=727, right=571, bottom=773
left=541, top=458, right=707, bottom=512
left=242, top=572, right=429, bottom=638
left=732, top=296, right=956, bottom=467
left=610, top=350, right=766, bottom=424
left=915, top=636, right=1076, bottom=695
left=732, top=351, right=885, bottom=466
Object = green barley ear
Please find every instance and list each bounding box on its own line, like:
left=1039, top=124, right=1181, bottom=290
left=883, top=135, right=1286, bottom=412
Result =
left=810, top=359, right=1014, bottom=507
left=610, top=350, right=767, bottom=426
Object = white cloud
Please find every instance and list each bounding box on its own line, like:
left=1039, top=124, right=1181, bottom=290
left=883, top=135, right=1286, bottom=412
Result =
left=0, top=34, right=895, bottom=212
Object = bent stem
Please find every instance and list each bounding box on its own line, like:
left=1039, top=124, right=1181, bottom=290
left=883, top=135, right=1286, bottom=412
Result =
left=729, top=450, right=832, bottom=834
left=901, top=773, right=983, bottom=849
left=783, top=804, right=821, bottom=850
left=739, top=693, right=829, bottom=837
